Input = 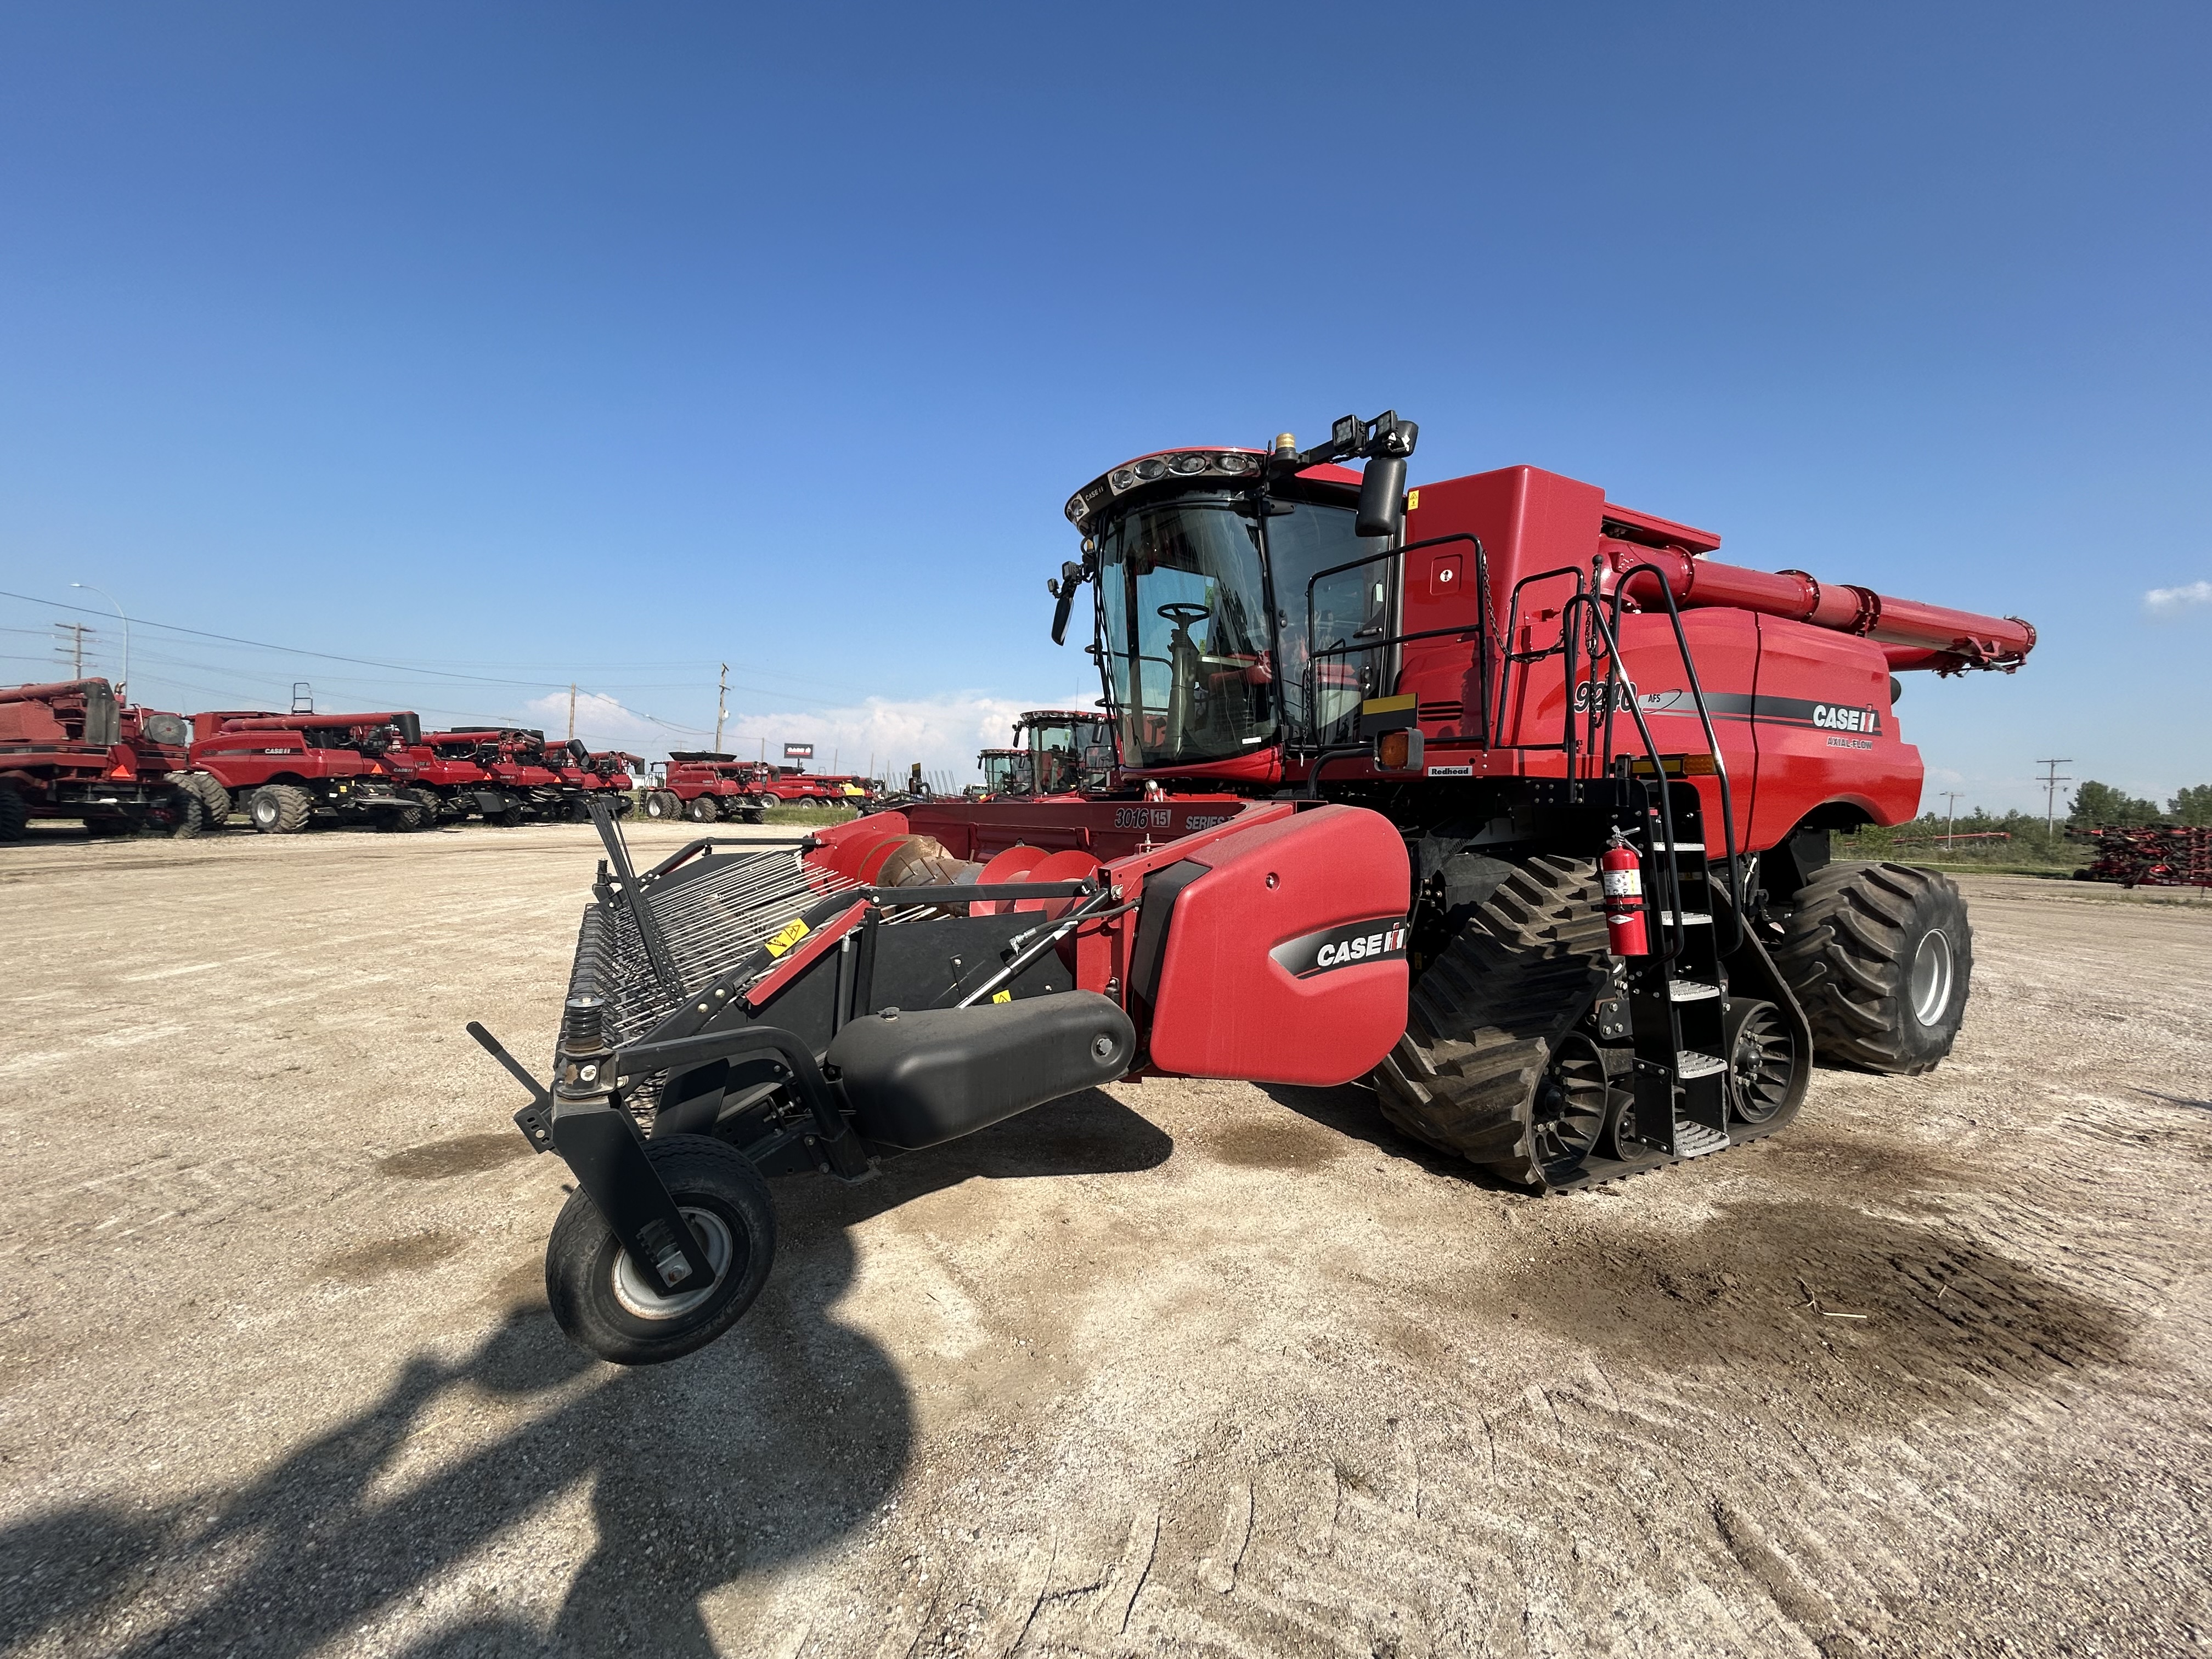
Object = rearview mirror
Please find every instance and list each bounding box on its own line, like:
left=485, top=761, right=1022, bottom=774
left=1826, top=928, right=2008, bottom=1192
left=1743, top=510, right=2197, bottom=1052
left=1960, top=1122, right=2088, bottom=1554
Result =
left=1048, top=558, right=1086, bottom=645
left=1357, top=454, right=1408, bottom=540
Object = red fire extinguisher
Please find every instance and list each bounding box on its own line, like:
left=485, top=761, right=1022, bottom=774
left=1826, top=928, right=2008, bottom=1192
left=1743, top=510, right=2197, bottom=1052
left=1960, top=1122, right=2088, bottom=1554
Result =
left=1600, top=836, right=1650, bottom=956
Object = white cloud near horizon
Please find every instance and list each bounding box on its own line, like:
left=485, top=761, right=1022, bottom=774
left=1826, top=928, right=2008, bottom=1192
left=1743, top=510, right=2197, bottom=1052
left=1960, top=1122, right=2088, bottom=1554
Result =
left=2144, top=579, right=2212, bottom=617
left=524, top=687, right=1099, bottom=783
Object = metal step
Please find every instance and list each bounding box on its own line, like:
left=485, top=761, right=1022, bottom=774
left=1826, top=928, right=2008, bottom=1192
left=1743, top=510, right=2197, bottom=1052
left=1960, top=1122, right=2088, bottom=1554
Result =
left=1677, top=1050, right=1726, bottom=1079
left=1673, top=1119, right=1729, bottom=1158
left=1658, top=911, right=1713, bottom=927
left=1668, top=979, right=1721, bottom=1002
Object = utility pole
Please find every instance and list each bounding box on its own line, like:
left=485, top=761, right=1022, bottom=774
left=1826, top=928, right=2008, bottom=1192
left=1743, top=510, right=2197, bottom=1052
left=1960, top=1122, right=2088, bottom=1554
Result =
left=2036, top=759, right=2073, bottom=843
left=54, top=621, right=93, bottom=678
left=567, top=683, right=577, bottom=742
left=713, top=663, right=729, bottom=753
left=1942, top=791, right=1964, bottom=848
left=71, top=585, right=129, bottom=700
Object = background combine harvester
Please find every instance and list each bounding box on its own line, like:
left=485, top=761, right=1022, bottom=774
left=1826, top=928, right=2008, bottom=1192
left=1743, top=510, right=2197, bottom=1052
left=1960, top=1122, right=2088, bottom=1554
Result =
left=0, top=678, right=203, bottom=839
left=477, top=407, right=2039, bottom=1365
left=185, top=710, right=424, bottom=832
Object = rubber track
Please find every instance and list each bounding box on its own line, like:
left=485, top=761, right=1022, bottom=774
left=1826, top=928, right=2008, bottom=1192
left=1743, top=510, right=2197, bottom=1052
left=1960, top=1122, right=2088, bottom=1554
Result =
left=1372, top=855, right=1613, bottom=1189
left=1769, top=860, right=1970, bottom=1075
left=1374, top=854, right=1812, bottom=1193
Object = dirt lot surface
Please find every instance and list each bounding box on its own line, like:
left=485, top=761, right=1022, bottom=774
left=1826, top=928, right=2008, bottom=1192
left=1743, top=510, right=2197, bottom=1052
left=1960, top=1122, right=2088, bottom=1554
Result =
left=3, top=823, right=2209, bottom=1658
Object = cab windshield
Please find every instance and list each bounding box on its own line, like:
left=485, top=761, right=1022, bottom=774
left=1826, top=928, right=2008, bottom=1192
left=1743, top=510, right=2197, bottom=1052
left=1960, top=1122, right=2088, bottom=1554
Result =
left=1096, top=495, right=1389, bottom=768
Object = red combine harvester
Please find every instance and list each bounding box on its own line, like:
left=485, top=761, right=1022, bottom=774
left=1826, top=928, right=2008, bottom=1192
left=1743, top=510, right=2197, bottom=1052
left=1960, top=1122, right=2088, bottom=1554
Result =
left=643, top=754, right=774, bottom=824
left=472, top=409, right=2036, bottom=1364
left=188, top=710, right=427, bottom=832
left=0, top=679, right=205, bottom=839
left=436, top=727, right=568, bottom=823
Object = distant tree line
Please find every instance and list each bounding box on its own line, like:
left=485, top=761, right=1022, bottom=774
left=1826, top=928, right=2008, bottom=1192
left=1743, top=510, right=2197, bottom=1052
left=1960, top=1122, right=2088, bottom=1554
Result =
left=1835, top=780, right=2211, bottom=870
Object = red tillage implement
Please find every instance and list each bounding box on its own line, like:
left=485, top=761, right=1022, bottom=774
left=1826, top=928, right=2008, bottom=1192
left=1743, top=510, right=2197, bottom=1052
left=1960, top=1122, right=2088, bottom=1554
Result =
left=472, top=411, right=2037, bottom=1364
left=2072, top=826, right=2212, bottom=888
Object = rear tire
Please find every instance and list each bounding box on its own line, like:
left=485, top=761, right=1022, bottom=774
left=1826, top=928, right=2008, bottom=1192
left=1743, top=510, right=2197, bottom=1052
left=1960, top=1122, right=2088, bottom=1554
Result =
left=186, top=772, right=233, bottom=828
left=248, top=785, right=313, bottom=834
left=682, top=795, right=716, bottom=823
left=545, top=1137, right=776, bottom=1365
left=157, top=789, right=205, bottom=839
left=0, top=786, right=27, bottom=842
left=411, top=787, right=448, bottom=822
left=1771, top=861, right=1970, bottom=1075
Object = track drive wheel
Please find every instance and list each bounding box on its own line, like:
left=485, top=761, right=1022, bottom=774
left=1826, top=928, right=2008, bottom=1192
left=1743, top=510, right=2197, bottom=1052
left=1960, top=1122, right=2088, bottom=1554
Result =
left=1370, top=855, right=1613, bottom=1191
left=247, top=785, right=313, bottom=834
left=545, top=1136, right=776, bottom=1365
left=1771, top=861, right=1970, bottom=1074
left=187, top=772, right=233, bottom=829
left=0, top=786, right=27, bottom=842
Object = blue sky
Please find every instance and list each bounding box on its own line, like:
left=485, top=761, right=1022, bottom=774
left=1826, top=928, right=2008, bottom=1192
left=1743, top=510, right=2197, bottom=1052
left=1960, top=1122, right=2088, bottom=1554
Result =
left=3, top=3, right=2207, bottom=805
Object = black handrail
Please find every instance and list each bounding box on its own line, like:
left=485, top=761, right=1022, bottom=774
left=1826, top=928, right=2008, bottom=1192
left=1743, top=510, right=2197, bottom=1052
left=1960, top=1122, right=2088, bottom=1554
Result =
left=1601, top=565, right=1746, bottom=952
left=1295, top=533, right=1493, bottom=753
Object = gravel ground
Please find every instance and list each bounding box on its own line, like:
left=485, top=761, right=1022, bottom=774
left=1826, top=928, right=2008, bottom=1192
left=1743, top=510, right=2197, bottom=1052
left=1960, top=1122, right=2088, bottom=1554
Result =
left=2, top=821, right=2208, bottom=1658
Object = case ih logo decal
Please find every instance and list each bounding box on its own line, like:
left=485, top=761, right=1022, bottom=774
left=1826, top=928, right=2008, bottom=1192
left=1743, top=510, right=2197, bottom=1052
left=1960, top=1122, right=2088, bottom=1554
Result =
left=1637, top=689, right=1881, bottom=737
left=1809, top=702, right=1879, bottom=733
left=1270, top=917, right=1410, bottom=978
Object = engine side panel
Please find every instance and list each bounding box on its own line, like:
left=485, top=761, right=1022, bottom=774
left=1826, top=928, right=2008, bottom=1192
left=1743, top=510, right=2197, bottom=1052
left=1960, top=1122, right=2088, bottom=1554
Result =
left=1146, top=804, right=1410, bottom=1086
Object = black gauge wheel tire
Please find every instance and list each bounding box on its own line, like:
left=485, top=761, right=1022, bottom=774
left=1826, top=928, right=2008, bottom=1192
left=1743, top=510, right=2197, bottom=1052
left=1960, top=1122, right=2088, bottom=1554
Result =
left=545, top=1136, right=776, bottom=1365
left=1773, top=861, right=1971, bottom=1075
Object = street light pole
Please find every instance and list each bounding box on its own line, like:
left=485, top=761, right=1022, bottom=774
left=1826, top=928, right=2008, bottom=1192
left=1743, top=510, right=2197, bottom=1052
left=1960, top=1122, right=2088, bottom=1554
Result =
left=70, top=584, right=129, bottom=701
left=1942, top=791, right=1964, bottom=849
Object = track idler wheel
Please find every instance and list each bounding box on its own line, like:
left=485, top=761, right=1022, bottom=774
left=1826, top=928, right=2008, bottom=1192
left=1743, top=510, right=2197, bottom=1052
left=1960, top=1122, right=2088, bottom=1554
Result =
left=1723, top=997, right=1799, bottom=1125
left=544, top=1135, right=776, bottom=1365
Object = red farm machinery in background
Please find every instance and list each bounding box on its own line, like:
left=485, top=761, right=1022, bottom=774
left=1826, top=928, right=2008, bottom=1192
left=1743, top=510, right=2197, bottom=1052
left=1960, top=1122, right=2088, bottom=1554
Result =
left=642, top=756, right=870, bottom=822
left=471, top=405, right=2039, bottom=1364
left=2072, top=825, right=2212, bottom=888
left=0, top=679, right=205, bottom=839
left=184, top=710, right=427, bottom=832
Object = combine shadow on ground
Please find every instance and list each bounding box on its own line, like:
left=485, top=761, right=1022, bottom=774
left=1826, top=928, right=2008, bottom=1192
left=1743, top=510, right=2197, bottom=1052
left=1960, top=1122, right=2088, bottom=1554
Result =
left=1258, top=1079, right=1534, bottom=1192
left=0, top=1088, right=1171, bottom=1658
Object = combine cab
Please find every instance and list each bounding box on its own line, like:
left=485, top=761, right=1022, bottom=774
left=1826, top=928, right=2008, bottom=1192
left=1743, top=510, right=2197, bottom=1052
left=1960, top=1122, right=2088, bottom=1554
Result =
left=0, top=679, right=204, bottom=839
left=977, top=748, right=1032, bottom=798
left=476, top=409, right=2037, bottom=1364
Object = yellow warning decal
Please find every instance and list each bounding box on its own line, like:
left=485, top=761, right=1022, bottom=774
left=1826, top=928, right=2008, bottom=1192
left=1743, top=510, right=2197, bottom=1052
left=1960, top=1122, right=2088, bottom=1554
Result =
left=991, top=989, right=1013, bottom=1004
left=1405, top=489, right=1420, bottom=511
left=763, top=918, right=811, bottom=957
left=1361, top=693, right=1418, bottom=718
